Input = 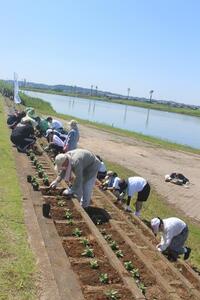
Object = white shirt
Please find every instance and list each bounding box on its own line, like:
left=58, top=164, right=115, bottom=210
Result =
left=52, top=119, right=63, bottom=130
left=127, top=177, right=147, bottom=197
left=159, top=217, right=187, bottom=251
left=52, top=135, right=64, bottom=147
left=112, top=177, right=121, bottom=189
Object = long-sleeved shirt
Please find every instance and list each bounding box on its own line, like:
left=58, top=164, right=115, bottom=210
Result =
left=159, top=217, right=187, bottom=251
left=64, top=128, right=79, bottom=151
left=59, top=149, right=101, bottom=199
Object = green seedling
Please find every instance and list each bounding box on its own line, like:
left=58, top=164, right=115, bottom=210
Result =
left=99, top=273, right=109, bottom=284
left=38, top=168, right=44, bottom=178
left=36, top=163, right=42, bottom=170
left=64, top=209, right=73, bottom=220
left=130, top=268, right=140, bottom=279
left=100, top=228, right=107, bottom=235
left=138, top=282, right=146, bottom=295
left=105, top=289, right=120, bottom=300
left=58, top=200, right=66, bottom=207
left=80, top=237, right=90, bottom=246
left=72, top=228, right=82, bottom=237
left=115, top=250, right=124, bottom=258
left=33, top=158, right=38, bottom=166
left=81, top=246, right=94, bottom=258
left=43, top=175, right=49, bottom=186
left=30, top=153, right=35, bottom=161
left=32, top=181, right=39, bottom=191
left=89, top=260, right=99, bottom=269
left=31, top=176, right=37, bottom=183
left=66, top=219, right=74, bottom=225
left=109, top=241, right=119, bottom=251
left=124, top=261, right=134, bottom=271
left=104, top=234, right=112, bottom=241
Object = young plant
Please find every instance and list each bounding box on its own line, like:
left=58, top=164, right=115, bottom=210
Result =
left=57, top=200, right=66, bottom=207
left=124, top=261, right=134, bottom=271
left=32, top=181, right=39, bottom=191
left=105, top=289, right=120, bottom=300
left=36, top=163, right=42, bottom=170
left=89, top=260, right=99, bottom=269
left=66, top=219, right=74, bottom=225
left=81, top=246, right=94, bottom=258
left=99, top=273, right=109, bottom=284
left=100, top=228, right=107, bottom=236
left=37, top=168, right=44, bottom=178
left=80, top=237, right=90, bottom=247
left=33, top=158, right=38, bottom=166
left=43, top=175, right=49, bottom=186
left=115, top=250, right=124, bottom=258
left=30, top=153, right=35, bottom=161
left=109, top=241, right=119, bottom=251
left=72, top=227, right=82, bottom=237
left=130, top=268, right=140, bottom=279
left=64, top=209, right=73, bottom=220
left=104, top=234, right=112, bottom=242
left=138, top=282, right=146, bottom=295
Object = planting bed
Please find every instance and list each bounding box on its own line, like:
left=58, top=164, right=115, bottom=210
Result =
left=11, top=128, right=200, bottom=300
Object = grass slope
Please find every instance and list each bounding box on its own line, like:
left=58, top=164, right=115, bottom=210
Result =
left=0, top=96, right=37, bottom=300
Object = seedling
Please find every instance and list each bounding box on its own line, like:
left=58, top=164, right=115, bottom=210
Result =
left=105, top=289, right=120, bottom=300
left=124, top=261, right=134, bottom=271
left=32, top=181, right=39, bottom=191
left=138, top=282, right=146, bottom=295
left=109, top=241, right=119, bottom=251
left=27, top=175, right=32, bottom=183
left=33, top=158, right=38, bottom=166
left=104, top=234, right=112, bottom=241
left=100, top=228, right=107, bottom=235
left=58, top=200, right=66, bottom=207
left=36, top=163, right=43, bottom=170
left=89, top=260, right=99, bottom=269
left=80, top=237, right=90, bottom=246
left=72, top=227, right=82, bottom=237
left=81, top=246, right=94, bottom=258
left=66, top=219, right=74, bottom=225
left=38, top=168, right=44, bottom=178
left=30, top=153, right=35, bottom=161
left=43, top=175, right=49, bottom=186
left=115, top=250, right=124, bottom=258
left=64, top=209, right=73, bottom=220
left=130, top=268, right=140, bottom=279
left=99, top=273, right=109, bottom=284
left=31, top=176, right=37, bottom=183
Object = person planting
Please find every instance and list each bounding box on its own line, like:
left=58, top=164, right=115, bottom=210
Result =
left=49, top=149, right=101, bottom=208
left=151, top=217, right=191, bottom=261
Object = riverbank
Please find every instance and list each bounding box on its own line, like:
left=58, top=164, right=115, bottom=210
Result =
left=21, top=87, right=200, bottom=118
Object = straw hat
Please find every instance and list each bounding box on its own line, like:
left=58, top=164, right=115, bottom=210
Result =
left=165, top=174, right=171, bottom=182
left=69, top=119, right=78, bottom=128
left=54, top=153, right=69, bottom=172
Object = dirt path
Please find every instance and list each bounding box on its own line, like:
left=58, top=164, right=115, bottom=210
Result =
left=78, top=124, right=200, bottom=221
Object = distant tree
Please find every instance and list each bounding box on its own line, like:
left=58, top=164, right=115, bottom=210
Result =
left=149, top=90, right=154, bottom=103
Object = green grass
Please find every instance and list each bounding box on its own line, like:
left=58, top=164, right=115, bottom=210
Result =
left=21, top=87, right=200, bottom=118
left=105, top=160, right=200, bottom=269
left=0, top=96, right=37, bottom=300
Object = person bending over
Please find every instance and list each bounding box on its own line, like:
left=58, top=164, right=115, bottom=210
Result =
left=151, top=217, right=191, bottom=261
left=49, top=149, right=101, bottom=208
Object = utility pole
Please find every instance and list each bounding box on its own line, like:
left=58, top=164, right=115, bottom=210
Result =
left=95, top=86, right=98, bottom=96
left=91, top=85, right=93, bottom=96
left=149, top=90, right=154, bottom=103
left=127, top=88, right=130, bottom=99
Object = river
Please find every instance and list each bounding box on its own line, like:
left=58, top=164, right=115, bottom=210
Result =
left=25, top=91, right=200, bottom=149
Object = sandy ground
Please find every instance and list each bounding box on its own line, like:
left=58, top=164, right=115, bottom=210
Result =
left=78, top=124, right=200, bottom=222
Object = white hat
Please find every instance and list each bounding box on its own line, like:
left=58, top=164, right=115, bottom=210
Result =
left=151, top=217, right=161, bottom=234
left=165, top=174, right=171, bottom=182
left=54, top=153, right=69, bottom=172
left=45, top=129, right=53, bottom=137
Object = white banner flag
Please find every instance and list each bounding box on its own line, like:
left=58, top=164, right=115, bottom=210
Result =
left=14, top=72, right=21, bottom=104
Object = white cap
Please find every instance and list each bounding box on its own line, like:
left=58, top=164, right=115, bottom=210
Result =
left=165, top=174, right=171, bottom=182
left=45, top=129, right=53, bottom=137
left=54, top=153, right=69, bottom=172
left=151, top=217, right=161, bottom=234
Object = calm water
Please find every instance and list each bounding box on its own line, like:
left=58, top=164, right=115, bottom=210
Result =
left=25, top=91, right=200, bottom=149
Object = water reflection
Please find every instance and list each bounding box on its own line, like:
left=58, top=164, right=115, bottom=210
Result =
left=25, top=90, right=200, bottom=149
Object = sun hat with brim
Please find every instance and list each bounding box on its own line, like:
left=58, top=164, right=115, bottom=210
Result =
left=27, top=109, right=38, bottom=120
left=69, top=119, right=78, bottom=128
left=21, top=115, right=37, bottom=126
left=151, top=217, right=161, bottom=234
left=54, top=153, right=69, bottom=172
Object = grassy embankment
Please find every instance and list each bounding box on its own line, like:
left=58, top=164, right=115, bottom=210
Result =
left=20, top=93, right=200, bottom=268
left=0, top=96, right=37, bottom=300
left=21, top=87, right=200, bottom=118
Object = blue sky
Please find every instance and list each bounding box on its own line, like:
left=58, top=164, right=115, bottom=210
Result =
left=0, top=0, right=200, bottom=105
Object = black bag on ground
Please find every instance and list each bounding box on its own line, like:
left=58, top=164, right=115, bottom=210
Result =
left=42, top=203, right=51, bottom=218
left=84, top=206, right=111, bottom=225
